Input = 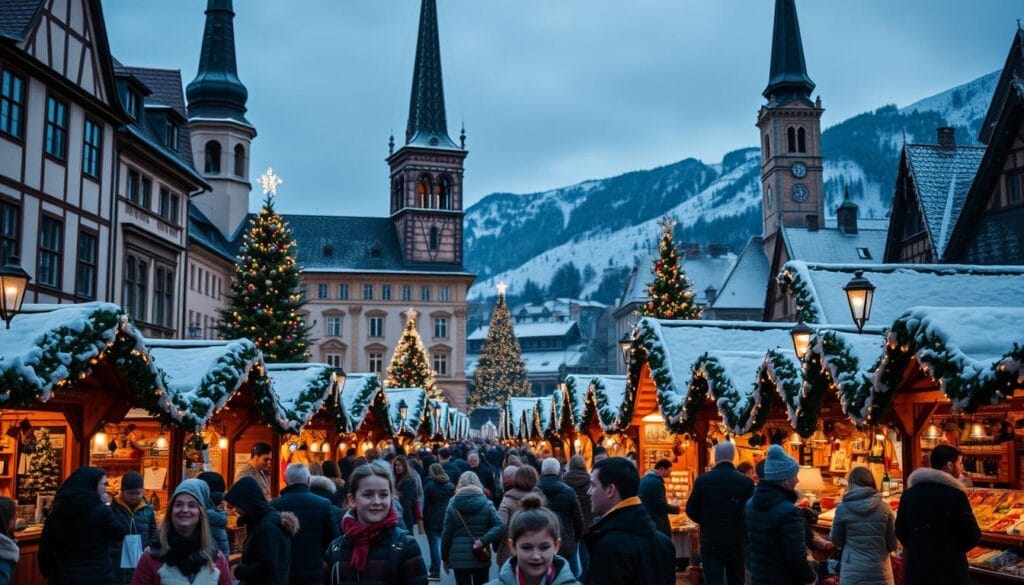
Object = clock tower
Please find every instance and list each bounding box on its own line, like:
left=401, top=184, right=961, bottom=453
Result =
left=758, top=0, right=825, bottom=254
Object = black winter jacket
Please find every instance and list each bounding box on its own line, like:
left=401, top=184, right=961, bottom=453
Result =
left=396, top=475, right=419, bottom=530
left=227, top=476, right=300, bottom=585
left=109, top=495, right=158, bottom=584
left=744, top=480, right=816, bottom=585
left=895, top=467, right=981, bottom=585
left=325, top=523, right=428, bottom=585
left=271, top=483, right=341, bottom=585
left=538, top=474, right=585, bottom=556
left=562, top=469, right=593, bottom=529
left=582, top=499, right=675, bottom=585
left=39, top=466, right=129, bottom=585
left=685, top=461, right=754, bottom=553
left=441, top=488, right=504, bottom=569
left=469, top=464, right=498, bottom=501
left=423, top=477, right=455, bottom=534
left=638, top=471, right=681, bottom=537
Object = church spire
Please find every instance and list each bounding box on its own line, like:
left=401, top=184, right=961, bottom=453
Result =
left=186, top=0, right=250, bottom=124
left=763, top=0, right=815, bottom=103
left=405, top=0, right=457, bottom=149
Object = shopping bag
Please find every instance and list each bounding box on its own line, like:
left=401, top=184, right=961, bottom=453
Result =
left=120, top=533, right=143, bottom=568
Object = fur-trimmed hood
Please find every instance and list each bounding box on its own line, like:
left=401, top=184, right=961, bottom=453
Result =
left=0, top=533, right=18, bottom=564
left=907, top=467, right=966, bottom=492
left=279, top=510, right=300, bottom=536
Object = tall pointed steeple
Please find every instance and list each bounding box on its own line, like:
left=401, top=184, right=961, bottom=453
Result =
left=187, top=0, right=249, bottom=124
left=405, top=0, right=457, bottom=149
left=763, top=0, right=815, bottom=103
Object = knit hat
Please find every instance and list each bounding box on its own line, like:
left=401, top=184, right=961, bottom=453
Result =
left=121, top=471, right=143, bottom=491
left=196, top=472, right=225, bottom=505
left=173, top=478, right=212, bottom=508
left=761, top=444, right=799, bottom=482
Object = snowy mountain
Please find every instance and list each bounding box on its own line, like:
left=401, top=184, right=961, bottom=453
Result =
left=464, top=70, right=1000, bottom=300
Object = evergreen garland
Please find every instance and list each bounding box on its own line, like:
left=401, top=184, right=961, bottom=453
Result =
left=337, top=375, right=383, bottom=433
left=776, top=266, right=821, bottom=323
left=470, top=290, right=531, bottom=409
left=696, top=354, right=773, bottom=435
left=632, top=318, right=692, bottom=433
left=641, top=216, right=702, bottom=320
left=385, top=310, right=439, bottom=399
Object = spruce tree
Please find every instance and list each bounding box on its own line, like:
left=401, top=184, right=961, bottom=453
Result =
left=219, top=168, right=310, bottom=362
left=385, top=309, right=440, bottom=399
left=470, top=283, right=531, bottom=409
left=641, top=215, right=702, bottom=320
left=21, top=428, right=60, bottom=504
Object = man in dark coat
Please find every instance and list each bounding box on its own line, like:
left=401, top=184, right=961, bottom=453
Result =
left=583, top=457, right=675, bottom=585
left=226, top=475, right=300, bottom=585
left=638, top=458, right=681, bottom=536
left=539, top=458, right=585, bottom=576
left=686, top=441, right=754, bottom=585
left=896, top=444, right=981, bottom=585
left=338, top=447, right=358, bottom=485
left=270, top=463, right=340, bottom=585
left=438, top=447, right=468, bottom=481
left=467, top=451, right=498, bottom=501
left=745, top=445, right=816, bottom=585
left=109, top=471, right=158, bottom=585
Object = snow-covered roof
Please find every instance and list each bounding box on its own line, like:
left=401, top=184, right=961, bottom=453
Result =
left=780, top=261, right=1024, bottom=326
left=449, top=409, right=470, bottom=440
left=693, top=350, right=778, bottom=435
left=562, top=374, right=591, bottom=428
left=619, top=252, right=736, bottom=309
left=550, top=386, right=566, bottom=431
left=903, top=144, right=985, bottom=259
left=711, top=237, right=771, bottom=311
left=589, top=375, right=629, bottom=431
left=337, top=373, right=384, bottom=433
left=467, top=320, right=579, bottom=341
left=782, top=224, right=888, bottom=265
left=468, top=346, right=588, bottom=379
left=384, top=388, right=428, bottom=434
left=428, top=399, right=450, bottom=439
left=265, top=363, right=337, bottom=433
left=507, top=396, right=543, bottom=439
left=804, top=330, right=887, bottom=426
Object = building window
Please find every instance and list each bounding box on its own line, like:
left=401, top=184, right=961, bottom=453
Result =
left=317, top=283, right=328, bottom=299
left=123, top=256, right=148, bottom=322
left=165, top=123, right=179, bottom=151
left=153, top=265, right=174, bottom=328
left=363, top=284, right=373, bottom=300
left=856, top=247, right=872, bottom=260
left=763, top=134, right=770, bottom=160
left=797, top=127, right=807, bottom=153
left=298, top=284, right=307, bottom=300
left=0, top=70, right=25, bottom=139
left=45, top=97, right=67, bottom=159
left=127, top=168, right=141, bottom=204
left=381, top=285, right=392, bottom=300
left=438, top=175, right=453, bottom=209
left=401, top=285, right=412, bottom=301
left=429, top=226, right=439, bottom=251
left=368, top=316, right=384, bottom=338
left=204, top=140, right=221, bottom=174
left=125, top=89, right=140, bottom=120
left=141, top=176, right=152, bottom=209
left=159, top=188, right=181, bottom=224
left=204, top=271, right=210, bottom=295
left=787, top=127, right=796, bottom=153
left=420, top=286, right=431, bottom=301
left=368, top=352, right=384, bottom=374
left=37, top=216, right=62, bottom=288
left=82, top=118, right=102, bottom=178
left=0, top=201, right=19, bottom=264
left=234, top=144, right=246, bottom=177
left=326, top=353, right=342, bottom=368
left=417, top=176, right=431, bottom=207
left=433, top=353, right=448, bottom=376
left=75, top=231, right=97, bottom=298
left=326, top=316, right=342, bottom=337
left=337, top=283, right=348, bottom=300
left=434, top=317, right=448, bottom=338
left=439, top=286, right=451, bottom=302
left=1008, top=173, right=1023, bottom=205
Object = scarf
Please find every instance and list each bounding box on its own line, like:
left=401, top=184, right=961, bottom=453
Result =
left=341, top=507, right=400, bottom=573
left=163, top=527, right=208, bottom=577
left=517, top=563, right=556, bottom=585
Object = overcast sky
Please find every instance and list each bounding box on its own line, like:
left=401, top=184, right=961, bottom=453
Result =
left=105, top=1, right=1021, bottom=217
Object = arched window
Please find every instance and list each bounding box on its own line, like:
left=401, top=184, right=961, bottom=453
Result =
left=786, top=128, right=796, bottom=153
left=438, top=175, right=453, bottom=209
left=429, top=226, right=439, bottom=251
left=233, top=144, right=246, bottom=177
left=204, top=140, right=221, bottom=174
left=797, top=127, right=807, bottom=153
left=392, top=176, right=404, bottom=210
left=417, top=176, right=432, bottom=208
left=763, top=134, right=771, bottom=160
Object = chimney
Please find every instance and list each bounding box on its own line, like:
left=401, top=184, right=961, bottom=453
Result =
left=806, top=214, right=819, bottom=231
left=837, top=187, right=859, bottom=235
left=937, top=127, right=956, bottom=150
left=704, top=286, right=718, bottom=305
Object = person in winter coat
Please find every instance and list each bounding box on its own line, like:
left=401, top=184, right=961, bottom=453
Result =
left=0, top=497, right=18, bottom=585
left=562, top=456, right=592, bottom=529
left=744, top=445, right=816, bottom=585
left=468, top=452, right=498, bottom=502
left=324, top=464, right=428, bottom=585
left=394, top=456, right=420, bottom=531
left=39, top=466, right=128, bottom=585
left=310, top=476, right=345, bottom=528
left=423, top=464, right=456, bottom=580
left=442, top=471, right=505, bottom=585
left=236, top=442, right=274, bottom=500
left=497, top=465, right=545, bottom=568
left=896, top=444, right=981, bottom=585
left=638, top=458, right=680, bottom=537
left=538, top=458, right=584, bottom=577
left=486, top=493, right=579, bottom=585
left=322, top=460, right=348, bottom=506
left=270, top=463, right=341, bottom=585
left=111, top=471, right=158, bottom=585
left=582, top=457, right=674, bottom=585
left=685, top=442, right=754, bottom=585
left=130, top=479, right=232, bottom=585
left=196, top=472, right=230, bottom=556
left=829, top=466, right=896, bottom=585
left=225, top=475, right=300, bottom=585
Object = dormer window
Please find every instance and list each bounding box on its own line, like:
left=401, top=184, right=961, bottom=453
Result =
left=165, top=122, right=179, bottom=152
left=125, top=90, right=140, bottom=120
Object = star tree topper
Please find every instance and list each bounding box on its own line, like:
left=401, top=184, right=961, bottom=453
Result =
left=258, top=167, right=284, bottom=198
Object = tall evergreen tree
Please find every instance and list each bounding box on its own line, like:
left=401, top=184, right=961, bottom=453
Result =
left=385, top=308, right=440, bottom=399
left=470, top=283, right=531, bottom=409
left=21, top=428, right=60, bottom=504
left=219, top=168, right=310, bottom=362
left=642, top=215, right=701, bottom=320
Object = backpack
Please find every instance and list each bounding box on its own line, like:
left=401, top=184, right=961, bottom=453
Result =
left=326, top=526, right=415, bottom=585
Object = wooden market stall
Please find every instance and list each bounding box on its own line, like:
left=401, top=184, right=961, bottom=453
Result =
left=336, top=373, right=393, bottom=454
left=264, top=363, right=340, bottom=487
left=384, top=387, right=429, bottom=446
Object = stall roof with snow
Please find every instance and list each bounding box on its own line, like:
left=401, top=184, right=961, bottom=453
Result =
left=384, top=388, right=428, bottom=435
left=588, top=375, right=630, bottom=432
left=265, top=363, right=338, bottom=433
left=337, top=373, right=385, bottom=433
left=562, top=374, right=592, bottom=429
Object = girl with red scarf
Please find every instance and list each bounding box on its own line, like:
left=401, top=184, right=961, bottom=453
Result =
left=486, top=494, right=579, bottom=585
left=325, top=464, right=428, bottom=585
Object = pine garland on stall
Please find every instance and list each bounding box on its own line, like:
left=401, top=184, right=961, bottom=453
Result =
left=385, top=310, right=440, bottom=399
left=21, top=428, right=60, bottom=504
left=470, top=287, right=531, bottom=409
left=641, top=215, right=701, bottom=320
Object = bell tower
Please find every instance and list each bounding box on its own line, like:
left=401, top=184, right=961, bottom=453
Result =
left=758, top=0, right=825, bottom=254
left=387, top=0, right=467, bottom=267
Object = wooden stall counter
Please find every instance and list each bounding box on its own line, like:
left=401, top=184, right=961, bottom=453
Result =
left=13, top=525, right=43, bottom=585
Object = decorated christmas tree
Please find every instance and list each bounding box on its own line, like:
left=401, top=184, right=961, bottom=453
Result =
left=21, top=428, right=60, bottom=504
left=470, top=283, right=531, bottom=409
left=385, top=308, right=440, bottom=399
left=219, top=168, right=311, bottom=362
left=641, top=215, right=701, bottom=320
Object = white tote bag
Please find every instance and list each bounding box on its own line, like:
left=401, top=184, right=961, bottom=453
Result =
left=120, top=516, right=143, bottom=569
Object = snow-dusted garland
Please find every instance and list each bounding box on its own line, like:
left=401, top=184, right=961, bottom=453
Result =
left=267, top=366, right=336, bottom=434
left=693, top=355, right=772, bottom=435
left=803, top=331, right=885, bottom=427
left=591, top=377, right=628, bottom=432
left=777, top=268, right=821, bottom=324
left=629, top=319, right=692, bottom=433
left=337, top=375, right=383, bottom=433
left=563, top=375, right=593, bottom=432
left=763, top=349, right=804, bottom=433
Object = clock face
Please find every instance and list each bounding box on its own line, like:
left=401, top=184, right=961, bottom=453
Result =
left=792, top=184, right=809, bottom=203
left=791, top=162, right=808, bottom=179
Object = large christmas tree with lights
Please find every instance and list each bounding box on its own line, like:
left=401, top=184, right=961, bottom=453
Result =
left=219, top=168, right=310, bottom=362
left=641, top=215, right=701, bottom=320
left=385, top=309, right=440, bottom=398
left=470, top=283, right=531, bottom=409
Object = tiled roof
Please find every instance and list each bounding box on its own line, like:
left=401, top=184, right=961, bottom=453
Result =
left=619, top=251, right=736, bottom=310
left=783, top=224, right=888, bottom=264
left=467, top=320, right=579, bottom=341
left=188, top=203, right=240, bottom=262
left=711, top=237, right=771, bottom=310
left=0, top=0, right=44, bottom=41
left=904, top=144, right=985, bottom=259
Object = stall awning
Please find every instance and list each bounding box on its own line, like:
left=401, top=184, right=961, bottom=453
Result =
left=384, top=388, right=428, bottom=435
left=428, top=399, right=450, bottom=440
left=265, top=363, right=340, bottom=434
left=337, top=373, right=385, bottom=434
left=803, top=329, right=886, bottom=428
left=589, top=375, right=629, bottom=432
left=562, top=375, right=592, bottom=431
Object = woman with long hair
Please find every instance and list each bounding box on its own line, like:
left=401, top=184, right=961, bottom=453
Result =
left=423, top=463, right=455, bottom=580
left=393, top=455, right=419, bottom=531
left=830, top=466, right=897, bottom=585
left=131, top=479, right=231, bottom=585
left=0, top=497, right=18, bottom=585
left=442, top=472, right=505, bottom=585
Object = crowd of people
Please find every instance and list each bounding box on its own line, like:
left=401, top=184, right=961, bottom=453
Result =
left=3, top=437, right=983, bottom=585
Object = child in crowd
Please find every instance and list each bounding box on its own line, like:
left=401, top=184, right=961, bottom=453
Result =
left=488, top=494, right=578, bottom=585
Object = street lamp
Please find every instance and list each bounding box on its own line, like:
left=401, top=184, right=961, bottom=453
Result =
left=844, top=270, right=876, bottom=333
left=619, top=331, right=633, bottom=368
left=398, top=399, right=408, bottom=434
left=790, top=320, right=814, bottom=360
left=0, top=258, right=31, bottom=329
